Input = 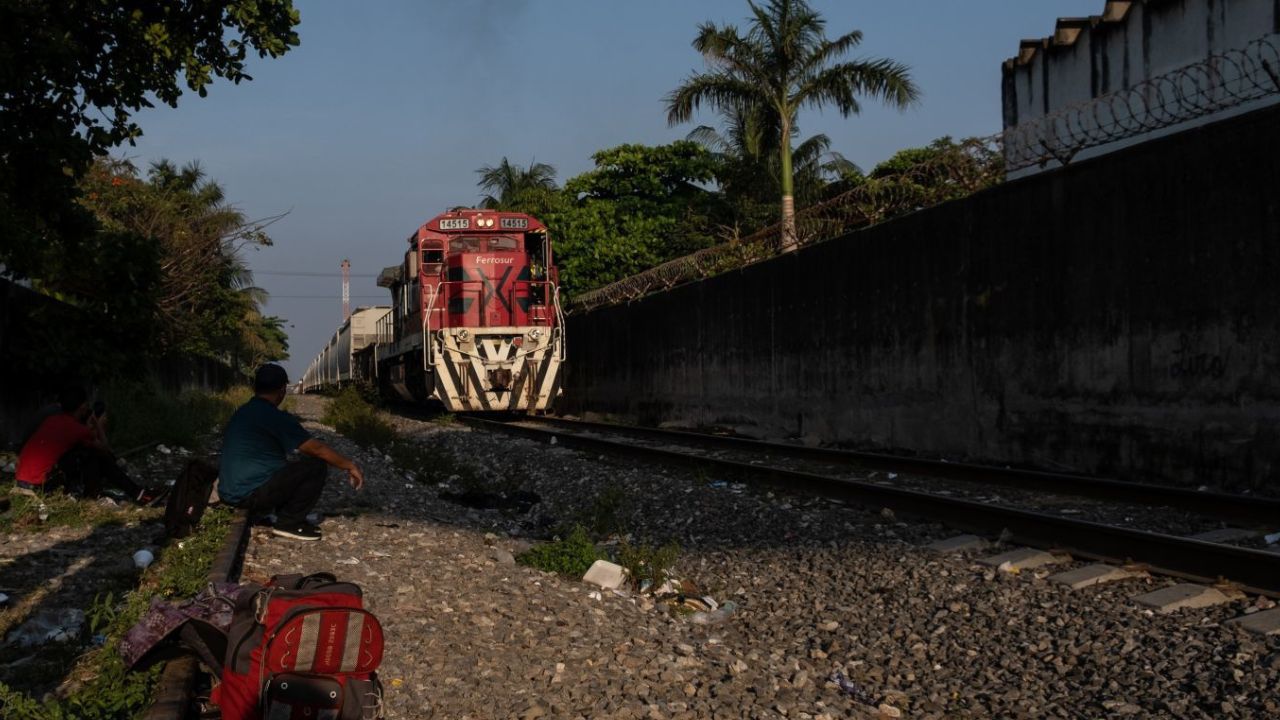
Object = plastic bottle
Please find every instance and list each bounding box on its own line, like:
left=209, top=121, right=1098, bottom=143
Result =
left=689, top=600, right=738, bottom=625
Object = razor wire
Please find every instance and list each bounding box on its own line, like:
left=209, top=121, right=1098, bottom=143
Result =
left=571, top=33, right=1280, bottom=313
left=1003, top=32, right=1280, bottom=171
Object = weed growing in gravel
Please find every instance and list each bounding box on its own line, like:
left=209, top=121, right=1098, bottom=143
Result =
left=692, top=465, right=714, bottom=485
left=0, top=490, right=145, bottom=534
left=570, top=482, right=628, bottom=538
left=0, top=507, right=234, bottom=718
left=617, top=539, right=681, bottom=591
left=87, top=592, right=119, bottom=635
left=323, top=387, right=395, bottom=449
left=388, top=440, right=480, bottom=486
left=517, top=525, right=605, bottom=577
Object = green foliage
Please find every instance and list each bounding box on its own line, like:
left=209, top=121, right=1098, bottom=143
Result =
left=0, top=508, right=233, bottom=718
left=618, top=539, right=682, bottom=591
left=826, top=136, right=1004, bottom=217
left=544, top=142, right=723, bottom=293
left=0, top=0, right=300, bottom=283
left=8, top=233, right=162, bottom=382
left=869, top=136, right=1002, bottom=185
left=103, top=383, right=249, bottom=452
left=563, top=142, right=718, bottom=199
left=517, top=525, right=606, bottom=578
left=322, top=387, right=395, bottom=450
left=476, top=158, right=559, bottom=215
left=153, top=507, right=236, bottom=600
left=574, top=483, right=629, bottom=538
left=87, top=593, right=118, bottom=637
left=665, top=0, right=919, bottom=239
left=76, top=159, right=289, bottom=372
left=4, top=156, right=289, bottom=385
left=345, top=380, right=384, bottom=409
left=0, top=489, right=131, bottom=534
left=387, top=440, right=475, bottom=486
left=690, top=109, right=857, bottom=233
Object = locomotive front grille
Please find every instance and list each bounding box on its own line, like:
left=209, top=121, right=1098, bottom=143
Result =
left=431, top=327, right=562, bottom=412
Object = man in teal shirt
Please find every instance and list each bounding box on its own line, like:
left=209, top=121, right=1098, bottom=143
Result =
left=220, top=364, right=364, bottom=541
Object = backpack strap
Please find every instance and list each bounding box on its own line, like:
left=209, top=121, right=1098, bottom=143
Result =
left=270, top=572, right=339, bottom=590
left=224, top=582, right=268, bottom=675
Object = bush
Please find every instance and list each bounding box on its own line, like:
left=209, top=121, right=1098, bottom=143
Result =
left=322, top=387, right=395, bottom=449
left=103, top=383, right=249, bottom=452
left=618, top=539, right=681, bottom=591
left=569, top=482, right=628, bottom=538
left=517, top=525, right=605, bottom=577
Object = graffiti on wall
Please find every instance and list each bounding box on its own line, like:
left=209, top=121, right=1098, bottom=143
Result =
left=1168, top=333, right=1228, bottom=380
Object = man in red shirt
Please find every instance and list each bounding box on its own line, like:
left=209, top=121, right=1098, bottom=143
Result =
left=15, top=386, right=153, bottom=502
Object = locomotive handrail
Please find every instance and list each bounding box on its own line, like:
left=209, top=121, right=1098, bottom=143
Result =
left=553, top=285, right=566, bottom=361
left=424, top=284, right=438, bottom=370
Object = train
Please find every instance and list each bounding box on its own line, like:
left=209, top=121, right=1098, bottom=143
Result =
left=300, top=209, right=565, bottom=412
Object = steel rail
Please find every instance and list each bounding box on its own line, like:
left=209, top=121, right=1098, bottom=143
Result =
left=462, top=416, right=1280, bottom=596
left=516, top=416, right=1279, bottom=525
left=143, top=510, right=250, bottom=720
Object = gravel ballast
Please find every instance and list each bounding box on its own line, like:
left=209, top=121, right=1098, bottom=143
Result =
left=241, top=396, right=1280, bottom=719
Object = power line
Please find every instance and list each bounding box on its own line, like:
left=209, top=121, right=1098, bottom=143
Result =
left=255, top=270, right=379, bottom=278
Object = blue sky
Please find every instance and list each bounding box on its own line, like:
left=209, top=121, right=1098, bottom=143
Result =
left=127, top=0, right=1103, bottom=378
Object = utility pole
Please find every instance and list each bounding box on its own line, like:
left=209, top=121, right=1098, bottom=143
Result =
left=341, top=259, right=351, bottom=321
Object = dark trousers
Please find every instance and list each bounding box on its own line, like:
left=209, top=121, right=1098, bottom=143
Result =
left=42, top=446, right=142, bottom=499
left=237, top=457, right=326, bottom=527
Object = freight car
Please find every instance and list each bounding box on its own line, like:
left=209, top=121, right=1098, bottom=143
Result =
left=302, top=209, right=564, bottom=412
left=299, top=306, right=392, bottom=393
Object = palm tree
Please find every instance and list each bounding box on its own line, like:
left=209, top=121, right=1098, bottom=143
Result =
left=688, top=104, right=859, bottom=220
left=475, top=158, right=558, bottom=212
left=666, top=0, right=919, bottom=250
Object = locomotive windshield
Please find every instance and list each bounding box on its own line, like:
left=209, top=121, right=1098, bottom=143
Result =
left=448, top=236, right=520, bottom=253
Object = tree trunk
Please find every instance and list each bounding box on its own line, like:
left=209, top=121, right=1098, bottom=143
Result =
left=779, top=117, right=798, bottom=253
left=780, top=195, right=796, bottom=252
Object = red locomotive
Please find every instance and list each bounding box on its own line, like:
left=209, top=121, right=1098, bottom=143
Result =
left=364, top=209, right=565, bottom=411
left=301, top=208, right=565, bottom=411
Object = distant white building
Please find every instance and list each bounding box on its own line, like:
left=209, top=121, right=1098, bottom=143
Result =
left=1001, top=0, right=1280, bottom=176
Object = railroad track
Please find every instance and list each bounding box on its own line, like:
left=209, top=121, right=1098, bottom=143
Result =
left=460, top=415, right=1280, bottom=596
left=143, top=511, right=250, bottom=720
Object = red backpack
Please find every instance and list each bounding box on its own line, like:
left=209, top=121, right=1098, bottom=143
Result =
left=212, top=573, right=385, bottom=720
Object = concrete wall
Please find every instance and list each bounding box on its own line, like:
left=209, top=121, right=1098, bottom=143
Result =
left=563, top=102, right=1280, bottom=492
left=1002, top=0, right=1279, bottom=176
left=0, top=279, right=239, bottom=448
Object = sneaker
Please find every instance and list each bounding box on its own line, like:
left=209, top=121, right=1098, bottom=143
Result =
left=272, top=524, right=322, bottom=541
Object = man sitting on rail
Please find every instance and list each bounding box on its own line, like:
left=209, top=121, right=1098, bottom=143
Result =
left=218, top=363, right=364, bottom=541
left=14, top=385, right=158, bottom=503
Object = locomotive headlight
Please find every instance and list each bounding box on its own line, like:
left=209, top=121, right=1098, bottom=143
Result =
left=528, top=328, right=543, bottom=341
left=458, top=329, right=470, bottom=341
